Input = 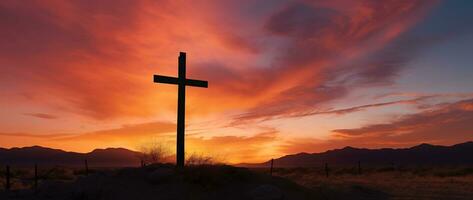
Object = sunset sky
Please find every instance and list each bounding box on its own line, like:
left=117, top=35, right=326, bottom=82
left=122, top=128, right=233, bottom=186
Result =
left=1, top=0, right=473, bottom=163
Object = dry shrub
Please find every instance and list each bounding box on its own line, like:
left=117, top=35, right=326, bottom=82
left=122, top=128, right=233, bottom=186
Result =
left=186, top=153, right=215, bottom=166
left=138, top=141, right=172, bottom=165
left=185, top=152, right=226, bottom=166
left=41, top=167, right=75, bottom=180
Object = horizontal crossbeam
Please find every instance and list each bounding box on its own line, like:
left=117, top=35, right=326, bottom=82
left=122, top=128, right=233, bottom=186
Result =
left=153, top=75, right=179, bottom=85
left=186, top=79, right=208, bottom=88
left=154, top=75, right=208, bottom=88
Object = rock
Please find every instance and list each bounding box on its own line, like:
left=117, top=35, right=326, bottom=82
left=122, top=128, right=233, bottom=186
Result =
left=147, top=168, right=175, bottom=184
left=250, top=184, right=283, bottom=200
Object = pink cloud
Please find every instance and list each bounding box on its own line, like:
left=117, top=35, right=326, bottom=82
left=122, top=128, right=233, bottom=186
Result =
left=332, top=98, right=473, bottom=144
left=23, top=113, right=59, bottom=120
left=0, top=0, right=439, bottom=122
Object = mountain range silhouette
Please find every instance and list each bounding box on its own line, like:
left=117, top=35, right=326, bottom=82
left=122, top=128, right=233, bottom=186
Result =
left=239, top=141, right=473, bottom=167
left=0, top=146, right=141, bottom=167
left=1, top=141, right=472, bottom=167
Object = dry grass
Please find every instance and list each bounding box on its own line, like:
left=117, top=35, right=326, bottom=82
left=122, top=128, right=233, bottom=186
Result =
left=1, top=164, right=318, bottom=200
left=268, top=166, right=473, bottom=200
left=0, top=165, right=92, bottom=190
left=3, top=164, right=473, bottom=199
left=186, top=153, right=218, bottom=166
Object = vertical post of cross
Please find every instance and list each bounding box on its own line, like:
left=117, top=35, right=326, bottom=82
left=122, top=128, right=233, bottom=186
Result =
left=153, top=52, right=207, bottom=169
left=176, top=52, right=186, bottom=168
left=270, top=158, right=274, bottom=176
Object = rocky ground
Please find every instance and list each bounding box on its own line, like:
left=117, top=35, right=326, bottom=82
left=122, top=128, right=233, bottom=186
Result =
left=2, top=165, right=472, bottom=199
left=0, top=164, right=317, bottom=200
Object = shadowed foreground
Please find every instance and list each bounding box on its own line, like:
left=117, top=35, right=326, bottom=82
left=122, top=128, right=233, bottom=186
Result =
left=269, top=166, right=473, bottom=200
left=1, top=164, right=358, bottom=200
left=2, top=165, right=473, bottom=200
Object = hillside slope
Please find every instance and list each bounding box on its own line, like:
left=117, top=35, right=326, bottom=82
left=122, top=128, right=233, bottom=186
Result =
left=243, top=142, right=473, bottom=167
left=0, top=146, right=141, bottom=167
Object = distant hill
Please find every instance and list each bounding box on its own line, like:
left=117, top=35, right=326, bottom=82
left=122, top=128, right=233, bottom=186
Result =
left=0, top=146, right=141, bottom=167
left=240, top=142, right=473, bottom=168
left=3, top=142, right=473, bottom=168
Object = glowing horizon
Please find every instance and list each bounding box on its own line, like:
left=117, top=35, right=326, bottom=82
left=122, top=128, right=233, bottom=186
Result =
left=1, top=0, right=473, bottom=163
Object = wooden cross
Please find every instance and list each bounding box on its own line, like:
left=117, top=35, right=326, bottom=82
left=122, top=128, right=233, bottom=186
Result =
left=153, top=52, right=208, bottom=168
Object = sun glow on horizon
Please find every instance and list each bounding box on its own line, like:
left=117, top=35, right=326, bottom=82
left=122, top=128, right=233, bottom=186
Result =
left=1, top=0, right=473, bottom=163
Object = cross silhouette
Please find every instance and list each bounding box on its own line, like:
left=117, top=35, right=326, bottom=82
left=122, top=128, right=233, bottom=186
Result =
left=153, top=52, right=208, bottom=168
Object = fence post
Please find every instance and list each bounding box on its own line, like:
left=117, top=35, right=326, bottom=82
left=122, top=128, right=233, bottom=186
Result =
left=270, top=159, right=274, bottom=176
left=84, top=159, right=89, bottom=176
left=5, top=165, right=10, bottom=191
left=325, top=163, right=329, bottom=178
left=34, top=163, right=38, bottom=192
left=358, top=161, right=362, bottom=175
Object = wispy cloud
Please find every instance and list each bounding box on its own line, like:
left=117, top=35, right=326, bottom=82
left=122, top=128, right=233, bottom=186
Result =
left=229, top=94, right=444, bottom=126
left=332, top=98, right=473, bottom=143
left=6, top=0, right=471, bottom=162
left=56, top=121, right=176, bottom=142
left=0, top=121, right=278, bottom=163
left=0, top=132, right=69, bottom=138
left=187, top=130, right=279, bottom=163
left=0, top=0, right=439, bottom=121
left=23, top=113, right=58, bottom=120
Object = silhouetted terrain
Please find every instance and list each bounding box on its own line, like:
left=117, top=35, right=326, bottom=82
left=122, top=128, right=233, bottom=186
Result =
left=3, top=142, right=473, bottom=168
left=0, top=164, right=326, bottom=200
left=0, top=146, right=141, bottom=167
left=2, top=143, right=473, bottom=199
left=241, top=142, right=473, bottom=168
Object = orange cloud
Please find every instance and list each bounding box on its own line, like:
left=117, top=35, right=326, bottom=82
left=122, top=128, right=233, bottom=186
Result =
left=57, top=121, right=176, bottom=141
left=0, top=132, right=69, bottom=138
left=0, top=121, right=279, bottom=163
left=22, top=113, right=59, bottom=120
left=332, top=98, right=473, bottom=144
left=276, top=98, right=473, bottom=155
left=187, top=130, right=280, bottom=163
left=0, top=121, right=175, bottom=152
left=1, top=0, right=454, bottom=163
left=0, top=0, right=439, bottom=121
left=3, top=97, right=472, bottom=163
